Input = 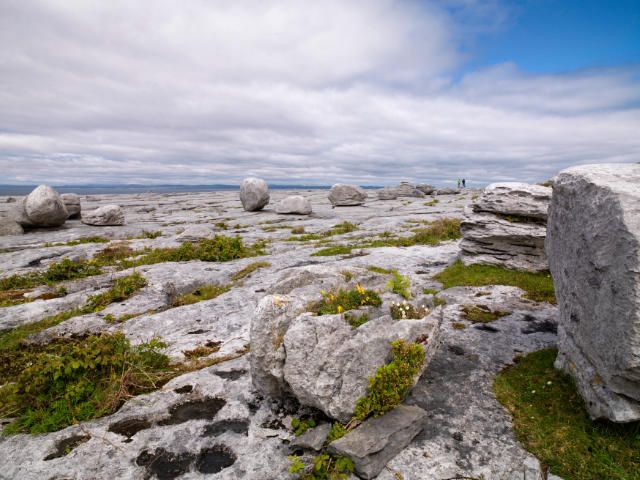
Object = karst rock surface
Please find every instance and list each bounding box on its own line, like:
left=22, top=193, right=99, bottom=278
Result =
left=275, top=195, right=312, bottom=215
left=239, top=177, right=270, bottom=211
left=0, top=187, right=563, bottom=479
left=546, top=163, right=640, bottom=422
left=377, top=182, right=425, bottom=200
left=81, top=204, right=125, bottom=226
left=460, top=182, right=551, bottom=272
left=10, top=185, right=69, bottom=228
left=328, top=184, right=368, bottom=206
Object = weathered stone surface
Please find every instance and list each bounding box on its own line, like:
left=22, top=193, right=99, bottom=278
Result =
left=547, top=163, right=640, bottom=422
left=275, top=195, right=312, bottom=215
left=460, top=207, right=548, bottom=272
left=378, top=182, right=424, bottom=200
left=474, top=182, right=551, bottom=220
left=328, top=405, right=426, bottom=479
left=14, top=185, right=68, bottom=227
left=0, top=216, right=24, bottom=236
left=328, top=184, right=367, bottom=206
left=176, top=224, right=214, bottom=242
left=61, top=193, right=81, bottom=218
left=82, top=204, right=124, bottom=226
left=434, top=188, right=460, bottom=195
left=416, top=184, right=435, bottom=195
left=291, top=423, right=331, bottom=451
left=240, top=177, right=270, bottom=211
left=377, top=187, right=398, bottom=200
left=282, top=310, right=441, bottom=422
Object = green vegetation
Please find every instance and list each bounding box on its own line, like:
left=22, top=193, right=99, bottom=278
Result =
left=0, top=273, right=147, bottom=353
left=433, top=260, right=556, bottom=304
left=132, top=230, right=162, bottom=239
left=495, top=213, right=546, bottom=225
left=231, top=261, right=271, bottom=282
left=424, top=199, right=439, bottom=207
left=291, top=226, right=305, bottom=234
left=261, top=224, right=292, bottom=232
left=310, top=218, right=461, bottom=256
left=422, top=288, right=439, bottom=295
left=291, top=417, right=317, bottom=436
left=215, top=221, right=229, bottom=230
left=0, top=258, right=102, bottom=292
left=367, top=266, right=394, bottom=275
left=0, top=333, right=170, bottom=434
left=288, top=454, right=354, bottom=480
left=43, top=236, right=110, bottom=247
left=312, top=284, right=382, bottom=315
left=461, top=304, right=510, bottom=323
left=172, top=284, right=231, bottom=307
left=326, top=422, right=348, bottom=443
left=340, top=270, right=353, bottom=282
left=494, top=349, right=640, bottom=480
left=182, top=342, right=220, bottom=359
left=311, top=245, right=354, bottom=257
left=354, top=340, right=424, bottom=421
left=390, top=301, right=429, bottom=320
left=287, top=222, right=357, bottom=242
left=343, top=312, right=369, bottom=328
left=386, top=271, right=411, bottom=299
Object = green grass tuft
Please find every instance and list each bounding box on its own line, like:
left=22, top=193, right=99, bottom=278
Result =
left=231, top=261, right=271, bottom=282
left=311, top=245, right=354, bottom=257
left=43, top=236, right=110, bottom=247
left=172, top=284, right=231, bottom=306
left=433, top=260, right=556, bottom=304
left=343, top=312, right=369, bottom=328
left=424, top=199, right=439, bottom=207
left=354, top=340, right=424, bottom=421
left=494, top=349, right=640, bottom=480
left=461, top=304, right=510, bottom=323
left=386, top=271, right=411, bottom=299
left=366, top=266, right=394, bottom=275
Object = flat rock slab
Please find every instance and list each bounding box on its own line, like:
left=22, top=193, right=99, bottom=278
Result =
left=474, top=182, right=551, bottom=220
left=82, top=204, right=124, bottom=226
left=291, top=423, right=331, bottom=451
left=328, top=405, right=427, bottom=479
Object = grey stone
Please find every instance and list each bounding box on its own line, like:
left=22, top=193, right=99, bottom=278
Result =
left=434, top=188, right=460, bottom=195
left=378, top=183, right=424, bottom=200
left=328, top=184, right=367, bottom=206
left=460, top=207, right=548, bottom=272
left=547, top=163, right=640, bottom=422
left=377, top=187, right=398, bottom=200
left=240, top=177, right=270, bottom=211
left=474, top=182, right=551, bottom=220
left=328, top=405, right=426, bottom=479
left=291, top=423, right=331, bottom=451
left=0, top=217, right=24, bottom=236
left=19, top=185, right=68, bottom=227
left=176, top=224, right=214, bottom=242
left=416, top=184, right=435, bottom=195
left=81, top=204, right=125, bottom=226
left=282, top=310, right=441, bottom=422
left=275, top=195, right=312, bottom=215
left=61, top=193, right=81, bottom=218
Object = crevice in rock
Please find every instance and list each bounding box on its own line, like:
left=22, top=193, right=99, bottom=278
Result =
left=44, top=434, right=90, bottom=461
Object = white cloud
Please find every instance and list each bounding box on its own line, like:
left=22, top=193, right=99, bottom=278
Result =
left=0, top=0, right=638, bottom=187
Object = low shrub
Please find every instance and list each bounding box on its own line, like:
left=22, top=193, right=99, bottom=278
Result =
left=288, top=453, right=354, bottom=480
left=291, top=417, right=316, bottom=436
left=390, top=301, right=430, bottom=320
left=354, top=340, right=424, bottom=421
left=343, top=312, right=369, bottom=328
left=312, top=285, right=382, bottom=315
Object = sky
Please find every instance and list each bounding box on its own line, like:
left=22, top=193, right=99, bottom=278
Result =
left=0, top=0, right=638, bottom=187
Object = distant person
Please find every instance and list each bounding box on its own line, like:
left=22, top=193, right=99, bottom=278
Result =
left=462, top=178, right=466, bottom=188
left=457, top=178, right=461, bottom=188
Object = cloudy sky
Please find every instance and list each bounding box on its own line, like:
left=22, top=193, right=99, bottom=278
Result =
left=1, top=0, right=639, bottom=187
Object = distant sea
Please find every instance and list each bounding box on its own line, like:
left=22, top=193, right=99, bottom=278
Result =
left=0, top=184, right=383, bottom=196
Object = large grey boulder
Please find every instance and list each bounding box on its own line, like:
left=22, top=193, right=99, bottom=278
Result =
left=547, top=163, right=640, bottom=422
left=416, top=184, right=435, bottom=195
left=240, top=177, right=270, bottom=211
left=474, top=182, right=551, bottom=220
left=11, top=185, right=68, bottom=227
left=275, top=195, right=312, bottom=215
left=81, top=204, right=124, bottom=226
left=328, top=184, right=367, bottom=206
left=377, top=187, right=398, bottom=200
left=434, top=187, right=460, bottom=195
left=328, top=405, right=426, bottom=479
left=0, top=217, right=23, bottom=236
left=60, top=193, right=81, bottom=219
left=377, top=182, right=424, bottom=200
left=460, top=208, right=548, bottom=272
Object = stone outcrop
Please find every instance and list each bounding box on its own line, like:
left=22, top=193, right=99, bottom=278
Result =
left=291, top=423, right=331, bottom=451
left=460, top=182, right=551, bottom=272
left=328, top=405, right=426, bottom=479
left=250, top=284, right=441, bottom=422
left=377, top=182, right=425, bottom=200
left=275, top=195, right=312, bottom=215
left=546, top=163, right=640, bottom=422
left=239, top=177, right=270, bottom=211
left=416, top=184, right=435, bottom=195
left=434, top=188, right=460, bottom=195
left=61, top=193, right=81, bottom=219
left=11, top=185, right=68, bottom=228
left=81, top=205, right=124, bottom=226
left=176, top=225, right=213, bottom=242
left=328, top=184, right=367, bottom=206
